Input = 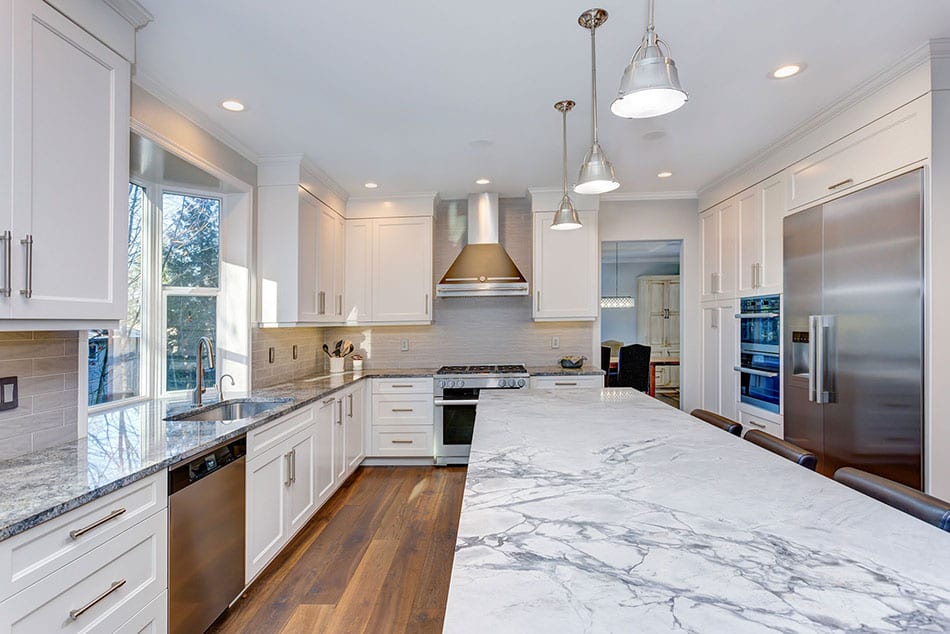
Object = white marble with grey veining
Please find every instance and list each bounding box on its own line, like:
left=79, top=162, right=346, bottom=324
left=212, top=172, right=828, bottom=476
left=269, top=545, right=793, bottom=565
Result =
left=444, top=388, right=950, bottom=633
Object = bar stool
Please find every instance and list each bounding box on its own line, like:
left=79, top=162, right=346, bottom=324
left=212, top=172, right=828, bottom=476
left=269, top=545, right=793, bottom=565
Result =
left=834, top=467, right=950, bottom=532
left=744, top=430, right=818, bottom=470
left=690, top=409, right=742, bottom=436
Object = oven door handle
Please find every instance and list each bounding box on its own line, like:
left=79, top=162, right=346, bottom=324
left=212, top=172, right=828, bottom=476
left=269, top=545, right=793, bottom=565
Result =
left=734, top=312, right=780, bottom=319
left=434, top=399, right=480, bottom=407
left=734, top=366, right=779, bottom=378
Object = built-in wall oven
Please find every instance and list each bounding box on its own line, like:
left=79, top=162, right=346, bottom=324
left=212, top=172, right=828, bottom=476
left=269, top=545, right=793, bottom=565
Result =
left=736, top=295, right=781, bottom=413
left=434, top=365, right=528, bottom=465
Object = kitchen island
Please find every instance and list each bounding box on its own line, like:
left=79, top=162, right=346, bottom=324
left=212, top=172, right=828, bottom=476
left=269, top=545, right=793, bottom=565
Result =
left=443, top=388, right=950, bottom=633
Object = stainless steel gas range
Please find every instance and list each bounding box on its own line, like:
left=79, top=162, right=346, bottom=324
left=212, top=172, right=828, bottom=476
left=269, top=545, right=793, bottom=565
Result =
left=434, top=364, right=529, bottom=465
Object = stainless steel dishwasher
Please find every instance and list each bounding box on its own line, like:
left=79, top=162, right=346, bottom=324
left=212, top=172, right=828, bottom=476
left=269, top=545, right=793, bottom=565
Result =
left=168, top=436, right=246, bottom=634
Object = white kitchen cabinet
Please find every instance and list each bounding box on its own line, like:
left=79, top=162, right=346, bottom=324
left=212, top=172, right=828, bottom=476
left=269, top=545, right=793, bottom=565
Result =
left=700, top=300, right=738, bottom=421
left=368, top=378, right=434, bottom=459
left=737, top=175, right=785, bottom=297
left=314, top=397, right=336, bottom=504
left=529, top=375, right=603, bottom=389
left=738, top=406, right=784, bottom=439
left=258, top=186, right=345, bottom=325
left=533, top=210, right=599, bottom=321
left=700, top=209, right=719, bottom=302
left=786, top=94, right=929, bottom=212
left=637, top=276, right=680, bottom=355
left=245, top=404, right=319, bottom=582
left=0, top=0, right=130, bottom=322
left=701, top=199, right=737, bottom=301
left=344, top=383, right=366, bottom=471
left=333, top=397, right=347, bottom=483
left=344, top=217, right=433, bottom=324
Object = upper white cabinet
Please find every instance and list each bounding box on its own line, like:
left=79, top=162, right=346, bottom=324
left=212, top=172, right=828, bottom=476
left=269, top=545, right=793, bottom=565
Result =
left=532, top=210, right=599, bottom=321
left=0, top=0, right=131, bottom=322
left=787, top=95, right=929, bottom=212
left=258, top=184, right=345, bottom=325
left=701, top=199, right=737, bottom=301
left=343, top=216, right=433, bottom=324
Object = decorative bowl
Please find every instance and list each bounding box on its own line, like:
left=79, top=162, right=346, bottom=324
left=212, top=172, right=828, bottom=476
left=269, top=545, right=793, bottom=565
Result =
left=559, top=356, right=587, bottom=369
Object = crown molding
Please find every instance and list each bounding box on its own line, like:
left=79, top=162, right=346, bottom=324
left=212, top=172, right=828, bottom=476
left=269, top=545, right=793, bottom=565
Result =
left=346, top=191, right=439, bottom=202
left=599, top=190, right=697, bottom=202
left=300, top=156, right=350, bottom=205
left=699, top=39, right=935, bottom=197
left=104, top=0, right=153, bottom=29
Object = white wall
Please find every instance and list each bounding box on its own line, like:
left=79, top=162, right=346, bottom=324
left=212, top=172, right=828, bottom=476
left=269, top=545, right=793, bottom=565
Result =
left=598, top=199, right=700, bottom=411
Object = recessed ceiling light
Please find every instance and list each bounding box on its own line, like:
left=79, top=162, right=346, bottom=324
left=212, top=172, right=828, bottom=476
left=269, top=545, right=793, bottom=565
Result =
left=771, top=63, right=805, bottom=79
left=642, top=130, right=667, bottom=142
left=475, top=178, right=491, bottom=185
left=221, top=100, right=245, bottom=112
left=657, top=171, right=673, bottom=178
left=364, top=182, right=378, bottom=189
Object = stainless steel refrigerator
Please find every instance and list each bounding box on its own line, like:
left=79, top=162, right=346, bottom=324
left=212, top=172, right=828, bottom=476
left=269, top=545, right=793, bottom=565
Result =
left=784, top=169, right=923, bottom=489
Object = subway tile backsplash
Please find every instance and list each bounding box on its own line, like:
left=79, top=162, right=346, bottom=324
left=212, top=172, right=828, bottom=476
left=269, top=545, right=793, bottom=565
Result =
left=251, top=326, right=324, bottom=389
left=0, top=331, right=80, bottom=461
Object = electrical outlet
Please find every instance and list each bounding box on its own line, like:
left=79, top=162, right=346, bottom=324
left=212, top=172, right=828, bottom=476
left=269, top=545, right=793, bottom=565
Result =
left=268, top=347, right=275, bottom=364
left=551, top=336, right=560, bottom=349
left=292, top=345, right=298, bottom=360
left=400, top=338, right=410, bottom=352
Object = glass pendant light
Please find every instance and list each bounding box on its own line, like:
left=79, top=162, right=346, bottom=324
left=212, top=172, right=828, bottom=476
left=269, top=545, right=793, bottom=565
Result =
left=575, top=8, right=620, bottom=195
left=601, top=243, right=635, bottom=308
left=610, top=0, right=688, bottom=119
left=551, top=100, right=582, bottom=231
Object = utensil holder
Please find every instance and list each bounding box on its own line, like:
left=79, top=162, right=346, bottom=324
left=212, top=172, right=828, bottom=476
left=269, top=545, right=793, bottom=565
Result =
left=329, top=357, right=345, bottom=374
left=352, top=358, right=363, bottom=372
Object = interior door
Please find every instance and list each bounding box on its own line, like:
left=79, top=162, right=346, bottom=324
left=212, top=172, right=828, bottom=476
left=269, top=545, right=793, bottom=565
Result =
left=820, top=170, right=923, bottom=488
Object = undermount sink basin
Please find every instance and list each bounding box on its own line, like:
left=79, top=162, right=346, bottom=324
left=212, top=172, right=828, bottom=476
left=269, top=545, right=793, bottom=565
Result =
left=168, top=399, right=292, bottom=422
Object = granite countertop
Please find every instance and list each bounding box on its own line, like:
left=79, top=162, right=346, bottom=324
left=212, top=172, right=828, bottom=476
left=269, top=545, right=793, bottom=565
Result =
left=444, top=388, right=950, bottom=633
left=0, top=368, right=435, bottom=541
left=527, top=365, right=605, bottom=376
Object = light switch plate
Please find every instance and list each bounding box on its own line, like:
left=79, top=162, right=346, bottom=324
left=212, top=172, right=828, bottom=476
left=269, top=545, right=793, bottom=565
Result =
left=0, top=377, right=18, bottom=411
left=551, top=336, right=560, bottom=349
left=400, top=338, right=410, bottom=352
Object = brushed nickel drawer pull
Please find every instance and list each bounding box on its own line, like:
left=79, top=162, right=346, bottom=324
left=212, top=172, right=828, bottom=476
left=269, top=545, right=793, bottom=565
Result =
left=391, top=384, right=413, bottom=388
left=828, top=178, right=854, bottom=191
left=19, top=235, right=32, bottom=298
left=555, top=382, right=577, bottom=386
left=391, top=440, right=414, bottom=444
left=347, top=393, right=354, bottom=418
left=323, top=397, right=336, bottom=405
left=0, top=230, right=10, bottom=297
left=69, top=579, right=126, bottom=620
left=746, top=419, right=766, bottom=429
left=391, top=408, right=414, bottom=413
left=69, top=508, right=127, bottom=539
left=285, top=452, right=293, bottom=486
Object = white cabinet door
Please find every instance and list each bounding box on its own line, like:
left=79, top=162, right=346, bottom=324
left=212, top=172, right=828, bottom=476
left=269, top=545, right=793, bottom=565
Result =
left=314, top=397, right=336, bottom=503
left=332, top=212, right=345, bottom=320
left=737, top=189, right=760, bottom=295
left=296, top=191, right=320, bottom=321
left=759, top=175, right=785, bottom=293
left=334, top=397, right=347, bottom=483
left=373, top=217, right=432, bottom=322
left=315, top=201, right=342, bottom=322
left=345, top=384, right=365, bottom=472
left=245, top=444, right=288, bottom=582
left=8, top=0, right=130, bottom=320
left=718, top=199, right=738, bottom=299
left=286, top=427, right=316, bottom=535
left=533, top=210, right=598, bottom=320
left=701, top=305, right=721, bottom=411
left=719, top=300, right=738, bottom=421
left=700, top=209, right=720, bottom=302
left=343, top=219, right=372, bottom=322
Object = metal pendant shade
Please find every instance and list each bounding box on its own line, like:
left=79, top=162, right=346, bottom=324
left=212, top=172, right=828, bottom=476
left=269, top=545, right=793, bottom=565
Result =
left=611, top=0, right=687, bottom=119
left=551, top=100, right=582, bottom=231
left=574, top=9, right=620, bottom=195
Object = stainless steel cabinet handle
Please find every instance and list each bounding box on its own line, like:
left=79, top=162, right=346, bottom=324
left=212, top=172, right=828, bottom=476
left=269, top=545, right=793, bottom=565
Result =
left=69, top=579, right=126, bottom=620
left=711, top=309, right=718, bottom=329
left=391, top=408, right=414, bottom=413
left=555, top=382, right=577, bottom=386
left=391, top=440, right=413, bottom=444
left=337, top=399, right=344, bottom=425
left=0, top=231, right=10, bottom=297
left=19, top=235, right=32, bottom=298
left=318, top=290, right=326, bottom=315
left=537, top=290, right=541, bottom=310
left=69, top=508, right=127, bottom=539
left=337, top=294, right=343, bottom=316
left=347, top=393, right=353, bottom=418
left=390, top=384, right=413, bottom=388
left=734, top=366, right=779, bottom=378
left=746, top=419, right=766, bottom=429
left=828, top=178, right=854, bottom=191
left=425, top=293, right=429, bottom=315
left=735, top=312, right=780, bottom=319
left=433, top=399, right=479, bottom=406
left=323, top=397, right=336, bottom=405
left=285, top=452, right=293, bottom=486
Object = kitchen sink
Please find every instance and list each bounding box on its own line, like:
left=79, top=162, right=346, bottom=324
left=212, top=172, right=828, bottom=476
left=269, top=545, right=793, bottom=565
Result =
left=167, top=399, right=292, bottom=422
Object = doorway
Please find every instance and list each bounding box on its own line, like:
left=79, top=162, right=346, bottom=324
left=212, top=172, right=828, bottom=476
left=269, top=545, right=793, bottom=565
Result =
left=601, top=240, right=682, bottom=408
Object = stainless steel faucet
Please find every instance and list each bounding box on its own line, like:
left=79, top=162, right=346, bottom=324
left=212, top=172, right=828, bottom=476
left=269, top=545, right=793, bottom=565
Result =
left=192, top=336, right=216, bottom=406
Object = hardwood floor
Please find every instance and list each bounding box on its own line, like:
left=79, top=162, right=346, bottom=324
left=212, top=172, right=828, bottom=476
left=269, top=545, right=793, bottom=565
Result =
left=209, top=466, right=467, bottom=634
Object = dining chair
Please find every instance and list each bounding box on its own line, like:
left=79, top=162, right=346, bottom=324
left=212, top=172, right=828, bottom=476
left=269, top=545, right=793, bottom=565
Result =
left=616, top=344, right=650, bottom=392
left=744, top=430, right=818, bottom=470
left=834, top=467, right=950, bottom=532
left=690, top=409, right=742, bottom=436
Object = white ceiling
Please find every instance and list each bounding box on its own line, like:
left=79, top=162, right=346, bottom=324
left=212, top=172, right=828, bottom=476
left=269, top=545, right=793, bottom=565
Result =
left=603, top=240, right=681, bottom=263
left=134, top=1, right=950, bottom=199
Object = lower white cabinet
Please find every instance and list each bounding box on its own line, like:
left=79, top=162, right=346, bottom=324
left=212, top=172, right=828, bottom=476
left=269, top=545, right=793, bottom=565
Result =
left=245, top=406, right=317, bottom=583
left=701, top=300, right=738, bottom=421
left=345, top=384, right=366, bottom=471
left=117, top=590, right=167, bottom=634
left=315, top=397, right=336, bottom=503
left=738, top=406, right=784, bottom=439
left=369, top=379, right=434, bottom=458
left=0, top=510, right=167, bottom=633
left=529, top=375, right=603, bottom=390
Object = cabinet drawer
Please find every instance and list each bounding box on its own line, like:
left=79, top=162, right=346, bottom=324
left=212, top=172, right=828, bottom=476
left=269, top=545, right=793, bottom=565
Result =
left=372, top=427, right=433, bottom=457
left=246, top=404, right=315, bottom=461
left=0, top=509, right=167, bottom=633
left=787, top=96, right=929, bottom=210
left=372, top=378, right=432, bottom=394
left=529, top=376, right=603, bottom=390
left=739, top=409, right=784, bottom=439
left=372, top=396, right=433, bottom=426
left=0, top=472, right=166, bottom=600
left=116, top=590, right=166, bottom=634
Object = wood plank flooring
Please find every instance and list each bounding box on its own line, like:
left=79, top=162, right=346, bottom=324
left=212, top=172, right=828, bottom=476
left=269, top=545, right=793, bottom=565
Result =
left=208, top=466, right=467, bottom=634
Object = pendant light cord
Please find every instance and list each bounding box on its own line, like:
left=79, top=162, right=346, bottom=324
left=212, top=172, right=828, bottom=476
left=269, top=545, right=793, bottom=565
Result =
left=647, top=0, right=655, bottom=32
left=590, top=25, right=599, bottom=144
left=562, top=109, right=569, bottom=195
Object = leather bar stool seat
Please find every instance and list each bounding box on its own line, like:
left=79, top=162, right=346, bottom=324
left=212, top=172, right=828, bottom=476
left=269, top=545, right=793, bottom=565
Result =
left=690, top=409, right=742, bottom=436
left=744, top=430, right=818, bottom=470
left=834, top=467, right=950, bottom=532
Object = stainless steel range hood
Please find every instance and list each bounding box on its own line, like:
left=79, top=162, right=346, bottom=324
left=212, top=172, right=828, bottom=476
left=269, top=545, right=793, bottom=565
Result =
left=437, top=193, right=529, bottom=297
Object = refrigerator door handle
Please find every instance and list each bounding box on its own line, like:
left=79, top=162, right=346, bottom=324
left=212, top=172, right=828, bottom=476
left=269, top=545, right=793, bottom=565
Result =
left=815, top=316, right=825, bottom=403
left=808, top=315, right=817, bottom=402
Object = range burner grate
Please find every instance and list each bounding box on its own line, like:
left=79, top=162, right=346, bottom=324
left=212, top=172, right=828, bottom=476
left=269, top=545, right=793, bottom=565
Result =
left=436, top=364, right=528, bottom=375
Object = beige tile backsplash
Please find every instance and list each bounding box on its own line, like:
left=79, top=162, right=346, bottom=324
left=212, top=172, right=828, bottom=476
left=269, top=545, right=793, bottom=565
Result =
left=251, top=326, right=325, bottom=389
left=0, top=331, right=80, bottom=460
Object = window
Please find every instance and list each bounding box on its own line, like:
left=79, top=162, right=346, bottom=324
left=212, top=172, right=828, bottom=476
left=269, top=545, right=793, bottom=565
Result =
left=88, top=185, right=222, bottom=406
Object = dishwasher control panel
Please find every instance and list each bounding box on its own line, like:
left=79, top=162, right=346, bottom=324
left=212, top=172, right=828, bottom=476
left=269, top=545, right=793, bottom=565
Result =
left=168, top=436, right=247, bottom=494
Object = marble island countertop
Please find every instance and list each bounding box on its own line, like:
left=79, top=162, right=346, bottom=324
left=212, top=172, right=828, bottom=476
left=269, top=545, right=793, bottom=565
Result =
left=444, top=388, right=950, bottom=633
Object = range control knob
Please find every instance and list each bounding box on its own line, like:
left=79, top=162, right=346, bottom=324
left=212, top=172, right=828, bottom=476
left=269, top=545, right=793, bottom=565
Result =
left=517, top=378, right=526, bottom=387
left=438, top=380, right=446, bottom=389
left=457, top=379, right=465, bottom=388
left=498, top=378, right=506, bottom=387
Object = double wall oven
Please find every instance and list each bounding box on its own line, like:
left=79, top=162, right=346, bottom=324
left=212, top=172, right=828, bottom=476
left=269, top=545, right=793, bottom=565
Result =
left=736, top=295, right=781, bottom=413
left=434, top=365, right=528, bottom=465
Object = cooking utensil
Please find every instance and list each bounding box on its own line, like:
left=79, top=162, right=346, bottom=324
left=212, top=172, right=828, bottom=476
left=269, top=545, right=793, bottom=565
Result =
left=341, top=342, right=354, bottom=357
left=322, top=344, right=332, bottom=358
left=559, top=356, right=587, bottom=369
left=333, top=340, right=343, bottom=357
